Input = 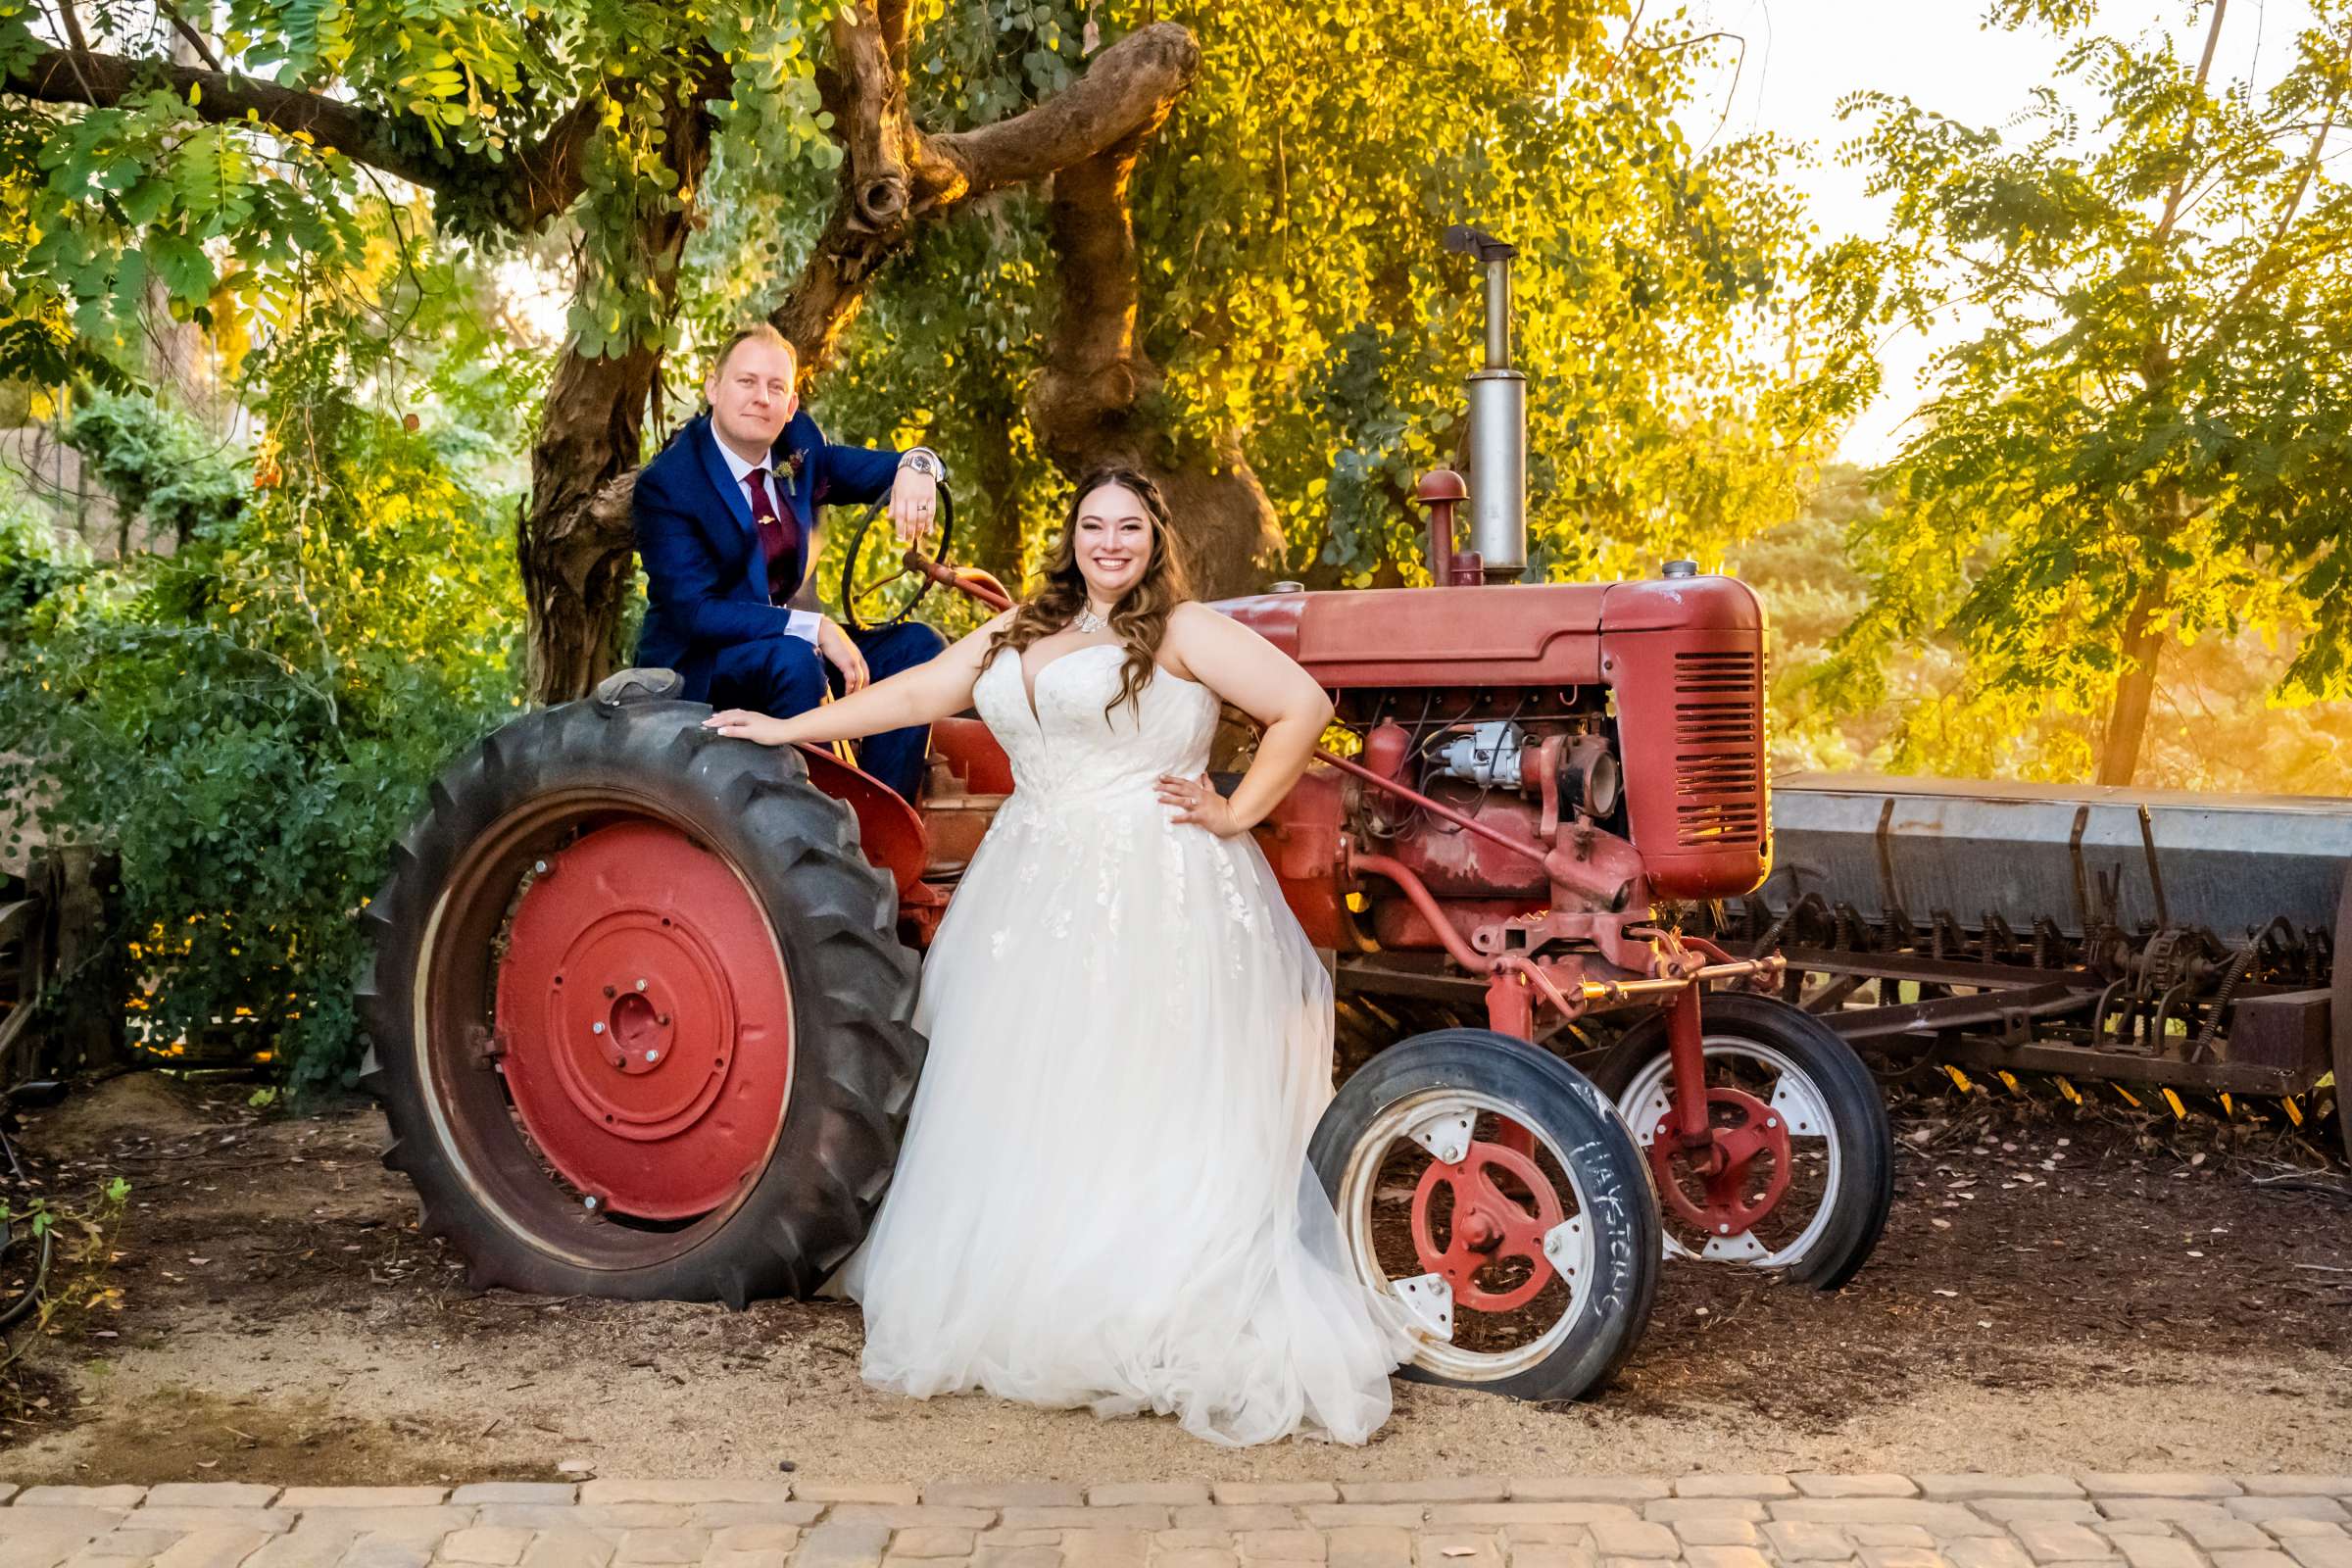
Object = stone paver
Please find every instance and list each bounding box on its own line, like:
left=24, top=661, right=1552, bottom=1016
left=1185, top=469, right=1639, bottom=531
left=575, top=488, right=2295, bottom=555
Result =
left=1648, top=1502, right=1767, bottom=1525
left=1677, top=1479, right=1799, bottom=1501
left=1764, top=1522, right=1859, bottom=1561
left=1094, top=1485, right=1210, bottom=1507
left=1347, top=1483, right=1509, bottom=1506
left=1587, top=1521, right=1679, bottom=1558
left=1329, top=1526, right=1415, bottom=1568
left=0, top=1474, right=2339, bottom=1567
left=18, top=1489, right=147, bottom=1511
left=1921, top=1482, right=2084, bottom=1503
left=2011, top=1520, right=2114, bottom=1562
left=1677, top=1519, right=1763, bottom=1546
left=138, top=1486, right=278, bottom=1511
left=1220, top=1486, right=1340, bottom=1507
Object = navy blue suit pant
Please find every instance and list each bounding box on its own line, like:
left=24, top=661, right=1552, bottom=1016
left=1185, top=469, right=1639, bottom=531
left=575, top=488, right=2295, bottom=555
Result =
left=707, top=620, right=948, bottom=804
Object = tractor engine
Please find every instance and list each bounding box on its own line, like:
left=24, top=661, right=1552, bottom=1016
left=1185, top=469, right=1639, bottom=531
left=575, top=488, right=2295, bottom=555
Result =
left=1228, top=566, right=1770, bottom=1038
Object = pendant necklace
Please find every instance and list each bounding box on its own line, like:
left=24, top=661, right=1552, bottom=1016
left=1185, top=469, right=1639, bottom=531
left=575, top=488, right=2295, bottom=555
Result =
left=1073, top=608, right=1109, bottom=634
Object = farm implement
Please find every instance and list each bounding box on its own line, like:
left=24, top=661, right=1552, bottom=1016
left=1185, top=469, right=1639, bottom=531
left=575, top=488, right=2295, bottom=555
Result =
left=1727, top=775, right=2349, bottom=1147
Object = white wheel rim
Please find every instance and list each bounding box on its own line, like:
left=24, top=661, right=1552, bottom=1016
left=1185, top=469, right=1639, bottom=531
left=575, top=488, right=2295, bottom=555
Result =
left=1334, top=1088, right=1600, bottom=1383
left=1617, top=1037, right=1842, bottom=1270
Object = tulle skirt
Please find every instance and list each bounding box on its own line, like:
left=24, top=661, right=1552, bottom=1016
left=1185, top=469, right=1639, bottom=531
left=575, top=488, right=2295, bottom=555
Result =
left=832, top=785, right=1412, bottom=1446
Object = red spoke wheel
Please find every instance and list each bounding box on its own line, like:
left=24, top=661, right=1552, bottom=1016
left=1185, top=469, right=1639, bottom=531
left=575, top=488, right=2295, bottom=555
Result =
left=1411, top=1139, right=1565, bottom=1313
left=359, top=685, right=923, bottom=1304
left=1591, top=992, right=1893, bottom=1289
left=1311, top=1029, right=1660, bottom=1402
left=1641, top=1085, right=1793, bottom=1242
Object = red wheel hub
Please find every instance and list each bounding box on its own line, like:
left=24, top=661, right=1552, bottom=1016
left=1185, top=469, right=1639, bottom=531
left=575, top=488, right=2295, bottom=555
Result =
left=494, top=820, right=793, bottom=1220
left=1410, top=1139, right=1565, bottom=1312
left=1646, top=1086, right=1792, bottom=1238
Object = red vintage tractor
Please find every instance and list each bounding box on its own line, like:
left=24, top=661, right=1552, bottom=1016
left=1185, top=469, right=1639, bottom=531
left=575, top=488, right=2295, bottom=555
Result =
left=361, top=227, right=1891, bottom=1403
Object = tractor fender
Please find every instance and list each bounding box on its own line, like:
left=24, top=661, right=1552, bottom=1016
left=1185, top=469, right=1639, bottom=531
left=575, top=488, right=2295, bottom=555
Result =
left=799, top=744, right=928, bottom=897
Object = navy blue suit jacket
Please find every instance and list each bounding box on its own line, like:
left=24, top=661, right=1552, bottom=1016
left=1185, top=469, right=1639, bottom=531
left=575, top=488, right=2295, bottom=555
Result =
left=632, top=411, right=902, bottom=700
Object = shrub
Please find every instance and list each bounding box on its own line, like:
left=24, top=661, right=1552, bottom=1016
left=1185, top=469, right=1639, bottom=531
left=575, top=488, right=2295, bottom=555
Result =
left=0, top=393, right=520, bottom=1095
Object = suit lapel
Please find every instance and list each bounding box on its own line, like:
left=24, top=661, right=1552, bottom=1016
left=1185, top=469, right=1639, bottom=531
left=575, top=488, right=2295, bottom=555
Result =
left=695, top=417, right=757, bottom=537
left=693, top=416, right=769, bottom=601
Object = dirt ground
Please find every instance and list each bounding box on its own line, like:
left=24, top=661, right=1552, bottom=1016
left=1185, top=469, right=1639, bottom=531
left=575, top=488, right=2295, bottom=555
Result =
left=0, top=1072, right=2346, bottom=1486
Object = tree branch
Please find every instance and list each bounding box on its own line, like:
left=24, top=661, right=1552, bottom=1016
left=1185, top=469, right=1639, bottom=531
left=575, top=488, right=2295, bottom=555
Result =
left=826, top=4, right=922, bottom=230
left=930, top=23, right=1200, bottom=202
left=2154, top=0, right=2228, bottom=242
left=50, top=0, right=88, bottom=55
left=3, top=43, right=617, bottom=230
left=769, top=21, right=1200, bottom=381
left=7, top=46, right=461, bottom=189
left=876, top=0, right=911, bottom=65
left=2196, top=29, right=2351, bottom=344
left=154, top=0, right=224, bottom=74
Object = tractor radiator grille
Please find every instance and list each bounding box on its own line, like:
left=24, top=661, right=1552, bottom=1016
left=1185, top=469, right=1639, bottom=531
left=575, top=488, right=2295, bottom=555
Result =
left=1673, top=651, right=1763, bottom=847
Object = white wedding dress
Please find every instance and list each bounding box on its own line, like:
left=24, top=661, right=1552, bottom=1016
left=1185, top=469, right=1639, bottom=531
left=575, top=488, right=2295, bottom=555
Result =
left=833, top=642, right=1413, bottom=1446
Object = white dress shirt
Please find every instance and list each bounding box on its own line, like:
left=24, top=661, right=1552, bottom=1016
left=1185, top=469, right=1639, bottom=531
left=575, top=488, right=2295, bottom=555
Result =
left=715, top=438, right=821, bottom=644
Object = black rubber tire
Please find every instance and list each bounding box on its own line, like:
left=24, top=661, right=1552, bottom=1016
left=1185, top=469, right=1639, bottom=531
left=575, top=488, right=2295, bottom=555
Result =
left=357, top=695, right=925, bottom=1306
left=1308, top=1028, right=1660, bottom=1402
left=1588, top=991, right=1892, bottom=1291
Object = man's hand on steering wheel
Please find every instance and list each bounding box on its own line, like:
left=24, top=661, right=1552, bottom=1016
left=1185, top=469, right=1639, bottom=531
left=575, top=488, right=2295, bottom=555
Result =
left=889, top=469, right=939, bottom=545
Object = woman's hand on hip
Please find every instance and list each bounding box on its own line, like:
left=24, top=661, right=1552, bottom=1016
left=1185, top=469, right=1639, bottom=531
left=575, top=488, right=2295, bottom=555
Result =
left=1157, top=771, right=1244, bottom=836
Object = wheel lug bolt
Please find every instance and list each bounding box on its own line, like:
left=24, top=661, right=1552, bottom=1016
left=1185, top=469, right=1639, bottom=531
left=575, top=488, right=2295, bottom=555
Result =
left=657, top=1015, right=670, bottom=1026
left=646, top=1050, right=661, bottom=1062
left=592, top=1021, right=606, bottom=1035
left=636, top=979, right=648, bottom=992
left=583, top=1195, right=600, bottom=1212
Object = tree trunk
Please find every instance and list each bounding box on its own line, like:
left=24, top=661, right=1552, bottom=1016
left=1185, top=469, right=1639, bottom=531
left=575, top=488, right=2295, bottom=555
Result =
left=518, top=342, right=669, bottom=703
left=2095, top=574, right=2169, bottom=786
left=1026, top=138, right=1282, bottom=600
left=962, top=373, right=1028, bottom=584
left=518, top=85, right=715, bottom=705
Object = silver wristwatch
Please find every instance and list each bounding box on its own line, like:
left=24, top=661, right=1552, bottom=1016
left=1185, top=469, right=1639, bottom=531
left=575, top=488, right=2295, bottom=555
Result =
left=896, top=446, right=948, bottom=485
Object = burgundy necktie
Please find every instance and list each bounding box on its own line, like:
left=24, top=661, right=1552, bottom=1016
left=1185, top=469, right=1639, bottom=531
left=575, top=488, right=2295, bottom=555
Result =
left=747, top=466, right=800, bottom=600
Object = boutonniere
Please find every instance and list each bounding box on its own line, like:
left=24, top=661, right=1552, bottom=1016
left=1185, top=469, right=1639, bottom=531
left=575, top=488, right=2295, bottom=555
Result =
left=784, top=448, right=808, bottom=483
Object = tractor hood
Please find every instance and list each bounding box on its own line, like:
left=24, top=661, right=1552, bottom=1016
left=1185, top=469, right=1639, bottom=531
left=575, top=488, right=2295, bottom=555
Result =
left=1215, top=576, right=1762, bottom=689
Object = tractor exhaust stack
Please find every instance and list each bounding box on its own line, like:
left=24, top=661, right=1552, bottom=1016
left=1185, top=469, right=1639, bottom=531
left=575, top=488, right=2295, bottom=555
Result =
left=1446, top=224, right=1528, bottom=583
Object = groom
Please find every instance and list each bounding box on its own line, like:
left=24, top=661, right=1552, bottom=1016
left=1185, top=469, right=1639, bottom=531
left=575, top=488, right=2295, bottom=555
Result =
left=632, top=323, right=949, bottom=803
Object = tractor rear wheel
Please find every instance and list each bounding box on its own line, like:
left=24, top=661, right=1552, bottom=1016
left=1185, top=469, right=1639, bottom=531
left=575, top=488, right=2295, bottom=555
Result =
left=1309, top=1029, right=1659, bottom=1402
left=1590, top=992, right=1891, bottom=1290
left=358, top=695, right=923, bottom=1304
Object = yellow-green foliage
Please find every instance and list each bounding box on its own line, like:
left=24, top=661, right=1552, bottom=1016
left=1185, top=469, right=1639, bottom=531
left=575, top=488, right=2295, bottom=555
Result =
left=1748, top=466, right=2352, bottom=797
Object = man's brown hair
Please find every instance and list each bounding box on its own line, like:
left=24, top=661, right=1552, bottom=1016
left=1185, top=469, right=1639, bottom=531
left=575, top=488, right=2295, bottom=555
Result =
left=709, top=322, right=797, bottom=383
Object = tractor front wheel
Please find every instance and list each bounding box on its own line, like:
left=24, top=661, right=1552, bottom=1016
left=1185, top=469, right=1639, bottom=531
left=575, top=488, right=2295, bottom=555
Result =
left=1309, top=1029, right=1660, bottom=1402
left=1590, top=991, right=1892, bottom=1290
left=358, top=696, right=923, bottom=1305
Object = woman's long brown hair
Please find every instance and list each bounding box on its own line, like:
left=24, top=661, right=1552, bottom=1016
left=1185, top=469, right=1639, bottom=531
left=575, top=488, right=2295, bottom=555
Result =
left=988, top=467, right=1193, bottom=717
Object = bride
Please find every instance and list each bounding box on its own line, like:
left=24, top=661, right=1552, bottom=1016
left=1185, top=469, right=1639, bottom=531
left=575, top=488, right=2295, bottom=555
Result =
left=705, top=466, right=1411, bottom=1446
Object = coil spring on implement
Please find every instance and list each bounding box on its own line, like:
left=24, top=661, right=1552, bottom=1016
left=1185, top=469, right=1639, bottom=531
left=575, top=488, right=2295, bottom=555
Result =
left=2188, top=945, right=2255, bottom=1063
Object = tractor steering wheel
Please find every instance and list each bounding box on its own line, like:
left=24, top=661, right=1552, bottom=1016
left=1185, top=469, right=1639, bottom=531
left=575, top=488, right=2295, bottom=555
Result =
left=837, top=483, right=1014, bottom=630
left=837, top=485, right=958, bottom=634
